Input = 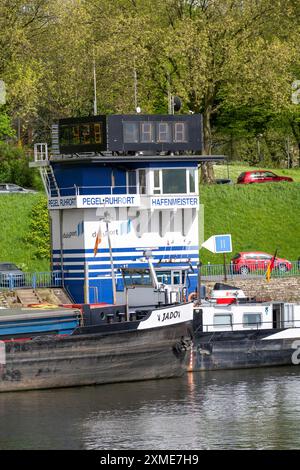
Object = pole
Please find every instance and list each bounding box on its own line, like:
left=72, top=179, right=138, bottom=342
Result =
left=133, top=65, right=138, bottom=111
left=223, top=253, right=227, bottom=282
left=197, top=262, right=202, bottom=304
left=106, top=220, right=117, bottom=305
left=84, top=261, right=90, bottom=304
left=93, top=55, right=97, bottom=116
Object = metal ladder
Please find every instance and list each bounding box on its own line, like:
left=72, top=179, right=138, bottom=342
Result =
left=40, top=165, right=60, bottom=198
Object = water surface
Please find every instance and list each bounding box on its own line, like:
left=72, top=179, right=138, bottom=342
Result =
left=0, top=367, right=300, bottom=450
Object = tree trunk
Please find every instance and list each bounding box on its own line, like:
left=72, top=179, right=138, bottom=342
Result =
left=200, top=102, right=215, bottom=184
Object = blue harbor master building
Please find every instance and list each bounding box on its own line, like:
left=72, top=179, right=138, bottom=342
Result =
left=32, top=113, right=223, bottom=304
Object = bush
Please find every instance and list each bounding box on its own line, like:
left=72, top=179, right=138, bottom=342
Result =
left=24, top=196, right=50, bottom=260
left=0, top=141, right=40, bottom=188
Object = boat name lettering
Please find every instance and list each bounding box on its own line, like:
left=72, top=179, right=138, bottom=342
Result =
left=151, top=197, right=198, bottom=207
left=157, top=310, right=181, bottom=322
left=292, top=340, right=300, bottom=365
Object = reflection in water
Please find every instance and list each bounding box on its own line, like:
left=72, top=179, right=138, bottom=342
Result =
left=0, top=367, right=300, bottom=449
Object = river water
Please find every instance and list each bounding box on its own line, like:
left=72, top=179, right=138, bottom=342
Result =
left=1, top=366, right=300, bottom=450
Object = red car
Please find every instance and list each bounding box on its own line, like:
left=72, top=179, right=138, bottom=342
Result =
left=237, top=170, right=293, bottom=184
left=231, top=252, right=292, bottom=275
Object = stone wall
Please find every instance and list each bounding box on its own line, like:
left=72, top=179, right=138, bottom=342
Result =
left=203, top=277, right=300, bottom=303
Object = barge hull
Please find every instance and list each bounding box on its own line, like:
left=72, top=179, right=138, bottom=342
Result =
left=0, top=322, right=192, bottom=392
left=192, top=330, right=300, bottom=371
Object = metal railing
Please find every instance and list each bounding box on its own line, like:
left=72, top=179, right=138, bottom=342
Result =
left=199, top=261, right=300, bottom=281
left=56, top=185, right=146, bottom=197
left=0, top=271, right=63, bottom=290
left=201, top=320, right=300, bottom=332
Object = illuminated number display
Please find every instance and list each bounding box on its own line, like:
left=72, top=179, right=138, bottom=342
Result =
left=60, top=122, right=103, bottom=146
left=58, top=114, right=202, bottom=154
left=122, top=121, right=188, bottom=144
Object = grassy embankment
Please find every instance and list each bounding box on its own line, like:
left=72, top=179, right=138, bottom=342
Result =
left=0, top=193, right=49, bottom=272
left=200, top=164, right=300, bottom=264
left=0, top=165, right=299, bottom=271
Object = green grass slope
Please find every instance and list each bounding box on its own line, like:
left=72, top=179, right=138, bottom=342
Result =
left=0, top=193, right=49, bottom=272
left=0, top=182, right=299, bottom=272
left=200, top=182, right=300, bottom=264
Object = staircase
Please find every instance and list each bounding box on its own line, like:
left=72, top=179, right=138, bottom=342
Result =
left=40, top=164, right=60, bottom=198
left=15, top=289, right=43, bottom=306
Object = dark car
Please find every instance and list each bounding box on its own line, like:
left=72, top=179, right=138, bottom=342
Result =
left=215, top=178, right=233, bottom=185
left=0, top=262, right=25, bottom=287
left=0, top=183, right=37, bottom=194
left=231, top=252, right=292, bottom=275
left=237, top=171, right=293, bottom=184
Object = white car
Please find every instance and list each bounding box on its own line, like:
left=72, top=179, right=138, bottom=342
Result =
left=0, top=183, right=37, bottom=193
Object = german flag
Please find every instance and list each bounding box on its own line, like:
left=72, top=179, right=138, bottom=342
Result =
left=266, top=249, right=277, bottom=282
left=93, top=223, right=102, bottom=257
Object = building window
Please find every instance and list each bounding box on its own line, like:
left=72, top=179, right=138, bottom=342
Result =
left=123, top=122, right=139, bottom=143
left=140, top=122, right=154, bottom=143
left=213, top=314, right=232, bottom=328
left=151, top=168, right=197, bottom=195
left=162, top=169, right=187, bottom=194
left=243, top=313, right=262, bottom=328
left=153, top=170, right=162, bottom=194
left=138, top=170, right=146, bottom=194
left=188, top=169, right=196, bottom=193
left=127, top=171, right=137, bottom=194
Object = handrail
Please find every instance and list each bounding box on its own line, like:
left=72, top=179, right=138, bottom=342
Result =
left=201, top=319, right=299, bottom=332
left=199, top=261, right=300, bottom=279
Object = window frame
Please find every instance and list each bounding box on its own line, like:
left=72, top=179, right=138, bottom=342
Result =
left=151, top=168, right=198, bottom=195
left=243, top=312, right=262, bottom=329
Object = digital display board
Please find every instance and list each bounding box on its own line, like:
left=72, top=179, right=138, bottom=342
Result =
left=57, top=114, right=203, bottom=155
left=107, top=114, right=203, bottom=153
left=58, top=115, right=107, bottom=154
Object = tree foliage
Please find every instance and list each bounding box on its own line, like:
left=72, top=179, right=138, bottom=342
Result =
left=1, top=0, right=300, bottom=181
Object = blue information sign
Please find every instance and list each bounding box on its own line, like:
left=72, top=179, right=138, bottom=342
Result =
left=202, top=234, right=232, bottom=253
left=215, top=234, right=232, bottom=253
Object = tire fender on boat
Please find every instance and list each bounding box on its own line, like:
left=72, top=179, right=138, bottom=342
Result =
left=188, top=292, right=197, bottom=302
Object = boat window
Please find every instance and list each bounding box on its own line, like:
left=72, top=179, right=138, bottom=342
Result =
left=213, top=314, right=232, bottom=328
left=122, top=269, right=152, bottom=287
left=243, top=313, right=262, bottom=328
left=156, top=272, right=171, bottom=284
left=172, top=271, right=182, bottom=284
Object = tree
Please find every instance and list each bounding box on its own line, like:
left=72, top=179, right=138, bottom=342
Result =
left=153, top=0, right=297, bottom=181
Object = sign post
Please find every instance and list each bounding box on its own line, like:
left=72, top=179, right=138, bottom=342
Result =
left=201, top=234, right=232, bottom=281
